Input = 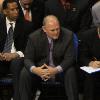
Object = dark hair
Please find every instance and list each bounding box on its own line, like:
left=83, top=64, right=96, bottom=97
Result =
left=2, top=0, right=18, bottom=9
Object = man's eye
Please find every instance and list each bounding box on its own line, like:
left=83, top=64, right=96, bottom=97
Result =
left=51, top=30, right=55, bottom=32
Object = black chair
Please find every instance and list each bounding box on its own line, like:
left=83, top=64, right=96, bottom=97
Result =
left=0, top=74, right=13, bottom=100
left=39, top=81, right=67, bottom=100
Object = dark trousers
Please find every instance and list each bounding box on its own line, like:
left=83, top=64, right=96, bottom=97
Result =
left=83, top=72, right=100, bottom=100
left=0, top=58, right=24, bottom=100
left=19, top=67, right=79, bottom=100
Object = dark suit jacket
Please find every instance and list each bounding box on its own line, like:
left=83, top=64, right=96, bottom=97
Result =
left=24, top=28, right=75, bottom=72
left=17, top=0, right=44, bottom=31
left=79, top=27, right=100, bottom=66
left=0, top=14, right=31, bottom=53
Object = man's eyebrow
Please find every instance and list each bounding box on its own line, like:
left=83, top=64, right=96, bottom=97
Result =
left=50, top=28, right=59, bottom=31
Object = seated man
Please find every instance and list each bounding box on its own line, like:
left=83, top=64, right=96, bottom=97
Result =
left=0, top=0, right=33, bottom=100
left=79, top=26, right=100, bottom=100
left=19, top=15, right=79, bottom=100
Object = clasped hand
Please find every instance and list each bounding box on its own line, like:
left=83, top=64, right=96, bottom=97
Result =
left=0, top=53, right=19, bottom=61
left=32, top=64, right=58, bottom=81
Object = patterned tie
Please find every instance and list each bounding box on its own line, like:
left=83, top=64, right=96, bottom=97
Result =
left=49, top=39, right=56, bottom=81
left=49, top=39, right=54, bottom=66
left=24, top=10, right=31, bottom=21
left=3, top=23, right=14, bottom=53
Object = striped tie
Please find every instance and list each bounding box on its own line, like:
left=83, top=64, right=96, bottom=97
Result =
left=3, top=23, right=14, bottom=53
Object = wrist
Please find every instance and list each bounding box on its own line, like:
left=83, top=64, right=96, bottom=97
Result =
left=89, top=61, right=94, bottom=66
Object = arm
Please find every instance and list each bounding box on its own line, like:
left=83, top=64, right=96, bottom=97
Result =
left=92, top=3, right=100, bottom=26
left=61, top=36, right=75, bottom=71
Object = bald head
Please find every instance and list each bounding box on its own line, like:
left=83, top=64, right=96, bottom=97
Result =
left=42, top=15, right=60, bottom=39
left=43, top=15, right=60, bottom=26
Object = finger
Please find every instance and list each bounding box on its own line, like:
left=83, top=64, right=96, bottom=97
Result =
left=41, top=64, right=46, bottom=68
left=44, top=64, right=49, bottom=68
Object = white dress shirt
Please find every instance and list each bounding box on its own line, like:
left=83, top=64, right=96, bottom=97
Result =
left=6, top=17, right=24, bottom=57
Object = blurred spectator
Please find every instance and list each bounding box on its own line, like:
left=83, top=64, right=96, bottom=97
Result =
left=0, top=0, right=4, bottom=12
left=17, top=0, right=44, bottom=31
left=45, top=0, right=92, bottom=34
left=79, top=26, right=100, bottom=100
left=92, top=1, right=100, bottom=26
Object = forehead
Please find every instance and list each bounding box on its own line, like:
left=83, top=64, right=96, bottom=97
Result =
left=20, top=0, right=32, bottom=3
left=7, top=2, right=18, bottom=9
left=45, top=20, right=60, bottom=28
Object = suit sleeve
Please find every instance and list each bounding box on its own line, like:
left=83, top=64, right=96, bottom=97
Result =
left=24, top=36, right=36, bottom=71
left=60, top=33, right=76, bottom=71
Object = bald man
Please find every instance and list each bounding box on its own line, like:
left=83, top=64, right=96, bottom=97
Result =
left=19, top=15, right=79, bottom=100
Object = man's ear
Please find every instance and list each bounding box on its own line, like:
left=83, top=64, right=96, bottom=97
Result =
left=42, top=26, right=46, bottom=33
left=3, top=9, right=8, bottom=15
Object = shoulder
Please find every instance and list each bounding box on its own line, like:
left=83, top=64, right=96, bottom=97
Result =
left=92, top=1, right=100, bottom=10
left=29, top=28, right=43, bottom=39
left=80, top=27, right=97, bottom=41
left=0, top=14, right=6, bottom=29
left=61, top=27, right=73, bottom=37
left=0, top=13, right=5, bottom=22
left=59, top=27, right=73, bottom=42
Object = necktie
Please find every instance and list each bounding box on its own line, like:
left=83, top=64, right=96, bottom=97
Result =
left=3, top=23, right=14, bottom=53
left=49, top=40, right=56, bottom=81
left=49, top=39, right=54, bottom=66
left=24, top=10, right=31, bottom=21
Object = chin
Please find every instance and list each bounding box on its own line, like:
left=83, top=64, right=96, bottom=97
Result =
left=53, top=36, right=59, bottom=40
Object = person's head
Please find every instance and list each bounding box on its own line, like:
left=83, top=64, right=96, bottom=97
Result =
left=19, top=0, right=33, bottom=10
left=2, top=0, right=19, bottom=21
left=42, top=15, right=60, bottom=39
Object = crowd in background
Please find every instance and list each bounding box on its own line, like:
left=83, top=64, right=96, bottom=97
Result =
left=0, top=0, right=100, bottom=100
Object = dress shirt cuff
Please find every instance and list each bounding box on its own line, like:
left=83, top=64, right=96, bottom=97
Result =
left=16, top=51, right=24, bottom=57
left=30, top=66, right=36, bottom=72
left=56, top=65, right=63, bottom=73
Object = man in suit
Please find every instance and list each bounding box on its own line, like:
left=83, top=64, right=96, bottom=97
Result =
left=17, top=0, right=44, bottom=31
left=79, top=26, right=100, bottom=100
left=19, top=15, right=79, bottom=100
left=0, top=0, right=33, bottom=100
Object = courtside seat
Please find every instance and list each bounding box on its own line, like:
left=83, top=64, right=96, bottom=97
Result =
left=0, top=74, right=13, bottom=100
left=39, top=81, right=67, bottom=100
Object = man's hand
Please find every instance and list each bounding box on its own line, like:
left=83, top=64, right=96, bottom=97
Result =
left=2, top=53, right=19, bottom=61
left=32, top=64, right=50, bottom=81
left=0, top=53, right=4, bottom=61
left=32, top=64, right=59, bottom=81
left=43, top=64, right=59, bottom=79
left=89, top=61, right=100, bottom=68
